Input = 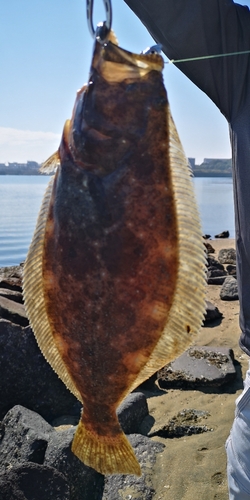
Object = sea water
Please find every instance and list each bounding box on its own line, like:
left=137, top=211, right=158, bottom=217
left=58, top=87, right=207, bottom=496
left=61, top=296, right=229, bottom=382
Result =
left=193, top=177, right=234, bottom=239
left=0, top=176, right=50, bottom=267
left=0, top=175, right=235, bottom=267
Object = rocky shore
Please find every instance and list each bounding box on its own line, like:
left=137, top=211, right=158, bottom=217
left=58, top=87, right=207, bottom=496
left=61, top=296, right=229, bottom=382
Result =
left=0, top=239, right=243, bottom=499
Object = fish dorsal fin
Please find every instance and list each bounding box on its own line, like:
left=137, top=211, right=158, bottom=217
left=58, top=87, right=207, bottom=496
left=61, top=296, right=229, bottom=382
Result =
left=40, top=151, right=61, bottom=174
left=127, top=108, right=207, bottom=394
left=23, top=176, right=82, bottom=403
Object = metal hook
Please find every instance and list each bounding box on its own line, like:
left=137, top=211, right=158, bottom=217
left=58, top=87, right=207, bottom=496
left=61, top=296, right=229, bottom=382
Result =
left=86, top=0, right=112, bottom=40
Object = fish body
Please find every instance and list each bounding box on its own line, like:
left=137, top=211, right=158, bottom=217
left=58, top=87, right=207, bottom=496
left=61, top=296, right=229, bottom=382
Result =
left=23, top=34, right=206, bottom=476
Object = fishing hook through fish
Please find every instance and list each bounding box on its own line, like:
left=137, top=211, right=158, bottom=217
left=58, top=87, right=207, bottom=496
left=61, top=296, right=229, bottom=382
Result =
left=86, top=0, right=112, bottom=41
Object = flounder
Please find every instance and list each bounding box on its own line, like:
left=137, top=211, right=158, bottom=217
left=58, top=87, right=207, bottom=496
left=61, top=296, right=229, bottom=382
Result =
left=23, top=32, right=206, bottom=476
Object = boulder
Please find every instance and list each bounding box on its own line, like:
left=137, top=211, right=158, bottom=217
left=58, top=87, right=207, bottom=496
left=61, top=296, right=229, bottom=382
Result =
left=44, top=427, right=104, bottom=500
left=148, top=409, right=212, bottom=438
left=206, top=257, right=225, bottom=270
left=117, top=392, right=148, bottom=435
left=0, top=406, right=53, bottom=471
left=157, top=346, right=236, bottom=389
left=0, top=405, right=103, bottom=500
left=0, top=463, right=70, bottom=500
left=0, top=276, right=22, bottom=291
left=226, top=264, right=237, bottom=277
left=204, top=242, right=215, bottom=254
left=0, top=287, right=23, bottom=304
left=0, top=296, right=28, bottom=327
left=207, top=268, right=227, bottom=285
left=103, top=435, right=164, bottom=500
left=218, top=248, right=236, bottom=265
left=214, top=230, right=230, bottom=238
left=0, top=402, right=157, bottom=500
left=0, top=263, right=23, bottom=279
left=207, top=268, right=227, bottom=279
left=0, top=264, right=23, bottom=291
left=0, top=321, right=80, bottom=422
left=203, top=300, right=223, bottom=324
left=207, top=276, right=227, bottom=285
left=220, top=276, right=238, bottom=301
left=206, top=258, right=228, bottom=284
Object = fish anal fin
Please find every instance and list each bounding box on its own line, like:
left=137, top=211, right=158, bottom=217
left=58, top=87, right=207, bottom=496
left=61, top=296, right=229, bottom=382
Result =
left=126, top=107, right=207, bottom=393
left=23, top=176, right=82, bottom=403
left=72, top=420, right=141, bottom=476
left=40, top=151, right=61, bottom=174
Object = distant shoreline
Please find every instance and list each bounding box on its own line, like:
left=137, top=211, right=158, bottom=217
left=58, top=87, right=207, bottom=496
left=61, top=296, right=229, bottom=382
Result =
left=0, top=172, right=233, bottom=177
left=193, top=172, right=232, bottom=177
left=0, top=158, right=233, bottom=177
left=0, top=173, right=45, bottom=176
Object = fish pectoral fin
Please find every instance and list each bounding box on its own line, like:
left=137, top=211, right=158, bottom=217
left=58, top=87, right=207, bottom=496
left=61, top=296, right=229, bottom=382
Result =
left=71, top=420, right=141, bottom=476
left=40, top=151, right=61, bottom=174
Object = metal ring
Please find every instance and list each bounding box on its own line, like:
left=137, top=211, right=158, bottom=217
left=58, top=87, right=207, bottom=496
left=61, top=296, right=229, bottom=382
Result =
left=86, top=0, right=112, bottom=39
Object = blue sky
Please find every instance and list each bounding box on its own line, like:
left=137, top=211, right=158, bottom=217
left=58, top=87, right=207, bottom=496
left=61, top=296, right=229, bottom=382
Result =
left=1, top=0, right=250, bottom=164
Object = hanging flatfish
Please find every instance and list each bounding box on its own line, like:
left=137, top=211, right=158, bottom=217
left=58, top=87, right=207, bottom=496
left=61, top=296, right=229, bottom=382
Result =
left=23, top=32, right=206, bottom=476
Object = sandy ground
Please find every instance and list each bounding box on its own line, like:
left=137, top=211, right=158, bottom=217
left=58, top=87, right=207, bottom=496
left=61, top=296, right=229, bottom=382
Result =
left=148, top=239, right=246, bottom=500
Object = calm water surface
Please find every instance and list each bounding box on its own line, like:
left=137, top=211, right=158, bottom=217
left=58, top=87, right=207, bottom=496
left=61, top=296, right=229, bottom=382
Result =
left=193, top=177, right=235, bottom=239
left=0, top=176, right=50, bottom=266
left=0, top=175, right=235, bottom=267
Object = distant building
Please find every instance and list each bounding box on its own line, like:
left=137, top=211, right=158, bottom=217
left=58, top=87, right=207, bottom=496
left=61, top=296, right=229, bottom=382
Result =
left=203, top=158, right=230, bottom=164
left=27, top=161, right=40, bottom=169
left=188, top=158, right=196, bottom=169
left=0, top=161, right=41, bottom=175
left=192, top=157, right=232, bottom=177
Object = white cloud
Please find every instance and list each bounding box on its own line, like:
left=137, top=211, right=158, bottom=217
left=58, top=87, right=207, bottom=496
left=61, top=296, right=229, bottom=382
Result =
left=0, top=127, right=61, bottom=163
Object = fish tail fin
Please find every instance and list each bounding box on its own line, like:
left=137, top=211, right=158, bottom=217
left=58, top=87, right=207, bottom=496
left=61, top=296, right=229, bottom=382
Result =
left=71, top=420, right=141, bottom=476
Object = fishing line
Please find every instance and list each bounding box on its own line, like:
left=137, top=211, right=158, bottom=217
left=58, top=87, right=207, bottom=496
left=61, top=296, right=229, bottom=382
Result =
left=166, top=49, right=250, bottom=64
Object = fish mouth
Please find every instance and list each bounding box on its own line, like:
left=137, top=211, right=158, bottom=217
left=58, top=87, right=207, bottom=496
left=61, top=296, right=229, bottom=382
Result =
left=92, top=36, right=164, bottom=84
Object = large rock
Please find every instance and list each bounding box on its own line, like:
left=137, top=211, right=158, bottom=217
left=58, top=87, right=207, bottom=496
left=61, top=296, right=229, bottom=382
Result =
left=103, top=435, right=164, bottom=500
left=148, top=409, right=212, bottom=438
left=0, top=321, right=80, bottom=421
left=157, top=346, right=236, bottom=389
left=0, top=264, right=28, bottom=325
left=204, top=241, right=215, bottom=254
left=0, top=264, right=23, bottom=291
left=215, top=230, right=230, bottom=238
left=203, top=300, right=223, bottom=324
left=0, top=276, right=23, bottom=291
left=218, top=248, right=236, bottom=265
left=207, top=268, right=227, bottom=279
left=207, top=275, right=227, bottom=285
left=0, top=406, right=103, bottom=500
left=44, top=427, right=104, bottom=500
left=226, top=264, right=237, bottom=277
left=0, top=287, right=23, bottom=304
left=117, top=392, right=148, bottom=434
left=0, top=463, right=70, bottom=500
left=206, top=257, right=228, bottom=285
left=0, top=403, right=159, bottom=500
left=206, top=256, right=225, bottom=270
left=0, top=296, right=28, bottom=327
left=0, top=406, right=53, bottom=470
left=220, top=276, right=239, bottom=301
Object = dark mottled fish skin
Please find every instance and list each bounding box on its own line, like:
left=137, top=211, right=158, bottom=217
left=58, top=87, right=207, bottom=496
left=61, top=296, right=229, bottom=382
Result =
left=23, top=34, right=206, bottom=475
left=43, top=64, right=178, bottom=421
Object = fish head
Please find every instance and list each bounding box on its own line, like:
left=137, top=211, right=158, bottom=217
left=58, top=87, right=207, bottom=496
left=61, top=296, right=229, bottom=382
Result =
left=65, top=33, right=166, bottom=176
